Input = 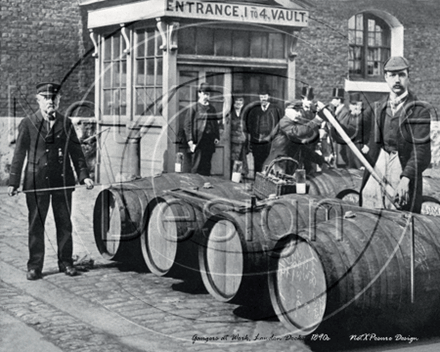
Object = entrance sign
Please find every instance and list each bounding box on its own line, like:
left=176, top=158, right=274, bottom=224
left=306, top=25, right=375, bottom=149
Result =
left=87, top=0, right=308, bottom=29
left=165, top=1, right=308, bottom=27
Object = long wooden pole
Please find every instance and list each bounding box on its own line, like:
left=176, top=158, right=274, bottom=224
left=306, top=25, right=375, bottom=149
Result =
left=320, top=106, right=397, bottom=207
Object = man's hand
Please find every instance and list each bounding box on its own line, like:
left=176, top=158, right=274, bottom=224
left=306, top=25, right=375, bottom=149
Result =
left=84, top=178, right=94, bottom=190
left=188, top=140, right=196, bottom=153
left=316, top=101, right=326, bottom=112
left=8, top=186, right=18, bottom=197
left=361, top=145, right=369, bottom=154
left=214, top=138, right=219, bottom=145
left=395, top=176, right=410, bottom=207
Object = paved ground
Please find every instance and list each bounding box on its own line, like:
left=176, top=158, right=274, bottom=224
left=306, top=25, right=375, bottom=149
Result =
left=1, top=184, right=440, bottom=352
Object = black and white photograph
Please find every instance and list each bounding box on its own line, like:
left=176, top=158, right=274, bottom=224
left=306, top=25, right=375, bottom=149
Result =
left=1, top=1, right=440, bottom=351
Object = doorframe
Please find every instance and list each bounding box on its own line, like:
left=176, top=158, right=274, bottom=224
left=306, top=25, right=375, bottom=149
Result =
left=177, top=65, right=232, bottom=178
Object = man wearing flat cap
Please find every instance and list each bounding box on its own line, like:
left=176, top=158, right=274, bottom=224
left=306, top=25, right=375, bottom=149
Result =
left=245, top=85, right=282, bottom=173
left=360, top=56, right=431, bottom=213
left=8, top=82, right=94, bottom=280
left=184, top=82, right=220, bottom=175
left=263, top=99, right=325, bottom=174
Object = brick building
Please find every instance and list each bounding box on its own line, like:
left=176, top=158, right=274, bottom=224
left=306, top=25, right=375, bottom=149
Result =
left=1, top=0, right=439, bottom=185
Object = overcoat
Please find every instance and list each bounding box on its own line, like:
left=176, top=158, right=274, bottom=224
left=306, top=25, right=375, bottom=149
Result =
left=9, top=110, right=90, bottom=191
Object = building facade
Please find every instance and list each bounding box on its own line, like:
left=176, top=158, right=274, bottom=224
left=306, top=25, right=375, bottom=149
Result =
left=1, top=0, right=439, bottom=185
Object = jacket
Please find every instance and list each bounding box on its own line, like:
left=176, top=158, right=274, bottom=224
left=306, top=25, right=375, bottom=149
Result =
left=9, top=110, right=90, bottom=191
left=184, top=102, right=220, bottom=149
left=360, top=91, right=431, bottom=212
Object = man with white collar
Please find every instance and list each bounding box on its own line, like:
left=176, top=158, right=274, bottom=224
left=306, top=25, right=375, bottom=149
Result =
left=8, top=82, right=94, bottom=280
left=360, top=56, right=431, bottom=213
left=245, top=86, right=282, bottom=173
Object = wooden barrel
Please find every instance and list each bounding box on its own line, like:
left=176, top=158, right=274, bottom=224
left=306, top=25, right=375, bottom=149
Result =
left=142, top=194, right=205, bottom=278
left=92, top=173, right=220, bottom=261
left=199, top=194, right=351, bottom=306
left=141, top=181, right=252, bottom=278
left=269, top=209, right=440, bottom=335
left=307, top=168, right=363, bottom=198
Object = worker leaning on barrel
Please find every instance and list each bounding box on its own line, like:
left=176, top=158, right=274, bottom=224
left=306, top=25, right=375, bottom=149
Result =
left=8, top=82, right=94, bottom=280
left=263, top=99, right=325, bottom=175
left=360, top=56, right=431, bottom=213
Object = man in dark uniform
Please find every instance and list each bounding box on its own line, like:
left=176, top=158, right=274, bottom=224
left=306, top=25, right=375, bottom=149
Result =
left=8, top=82, right=94, bottom=280
left=360, top=56, right=431, bottom=213
left=331, top=92, right=373, bottom=169
left=245, top=86, right=282, bottom=173
left=229, top=92, right=248, bottom=177
left=329, top=88, right=351, bottom=166
left=184, top=82, right=220, bottom=175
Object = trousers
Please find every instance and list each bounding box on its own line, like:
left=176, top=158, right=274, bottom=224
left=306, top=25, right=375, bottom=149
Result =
left=25, top=190, right=73, bottom=270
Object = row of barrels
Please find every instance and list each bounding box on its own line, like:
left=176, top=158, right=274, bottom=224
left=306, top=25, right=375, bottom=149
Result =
left=92, top=170, right=440, bottom=336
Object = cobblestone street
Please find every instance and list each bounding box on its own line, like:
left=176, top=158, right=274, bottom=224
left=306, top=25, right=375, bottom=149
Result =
left=1, top=185, right=440, bottom=352
left=0, top=185, right=312, bottom=352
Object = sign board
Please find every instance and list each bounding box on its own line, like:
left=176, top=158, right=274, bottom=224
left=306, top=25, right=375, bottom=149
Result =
left=165, top=0, right=308, bottom=27
left=86, top=0, right=308, bottom=29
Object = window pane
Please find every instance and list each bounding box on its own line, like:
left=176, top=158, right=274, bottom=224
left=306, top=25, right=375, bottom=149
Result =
left=197, top=28, right=214, bottom=55
left=103, top=90, right=111, bottom=115
left=156, top=88, right=163, bottom=114
left=178, top=27, right=195, bottom=55
left=103, top=63, right=111, bottom=88
left=354, top=60, right=361, bottom=73
left=215, top=29, right=232, bottom=56
left=367, top=62, right=374, bottom=75
left=104, top=37, right=111, bottom=61
left=112, top=90, right=119, bottom=115
left=156, top=58, right=163, bottom=86
left=368, top=19, right=375, bottom=31
left=348, top=30, right=355, bottom=44
left=269, top=33, right=284, bottom=58
left=113, top=61, right=120, bottom=87
left=232, top=30, right=250, bottom=57
left=136, top=31, right=145, bottom=57
left=155, top=30, right=163, bottom=57
left=120, top=88, right=126, bottom=115
left=146, top=58, right=154, bottom=85
left=135, top=59, right=145, bottom=85
left=112, top=36, right=120, bottom=60
left=348, top=16, right=355, bottom=29
left=147, top=30, right=155, bottom=57
left=135, top=88, right=145, bottom=115
left=375, top=48, right=381, bottom=60
left=376, top=32, right=382, bottom=46
left=368, top=32, right=375, bottom=47
left=121, top=60, right=127, bottom=88
left=356, top=30, right=363, bottom=45
left=356, top=14, right=363, bottom=30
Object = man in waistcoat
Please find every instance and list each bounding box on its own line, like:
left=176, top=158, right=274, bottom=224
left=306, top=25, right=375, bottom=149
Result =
left=360, top=56, right=431, bottom=213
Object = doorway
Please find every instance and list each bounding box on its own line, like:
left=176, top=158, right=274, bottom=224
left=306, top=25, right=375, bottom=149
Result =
left=177, top=66, right=232, bottom=178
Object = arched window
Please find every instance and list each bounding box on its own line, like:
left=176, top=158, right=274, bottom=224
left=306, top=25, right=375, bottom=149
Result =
left=348, top=13, right=391, bottom=79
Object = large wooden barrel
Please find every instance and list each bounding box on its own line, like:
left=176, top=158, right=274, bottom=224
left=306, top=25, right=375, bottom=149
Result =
left=199, top=194, right=353, bottom=306
left=141, top=181, right=252, bottom=278
left=268, top=209, right=440, bottom=335
left=142, top=194, right=205, bottom=278
left=307, top=168, right=363, bottom=198
left=93, top=173, right=222, bottom=261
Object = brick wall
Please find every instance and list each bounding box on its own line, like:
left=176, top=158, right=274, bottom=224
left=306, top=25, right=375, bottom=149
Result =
left=0, top=0, right=95, bottom=118
left=295, top=0, right=440, bottom=113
